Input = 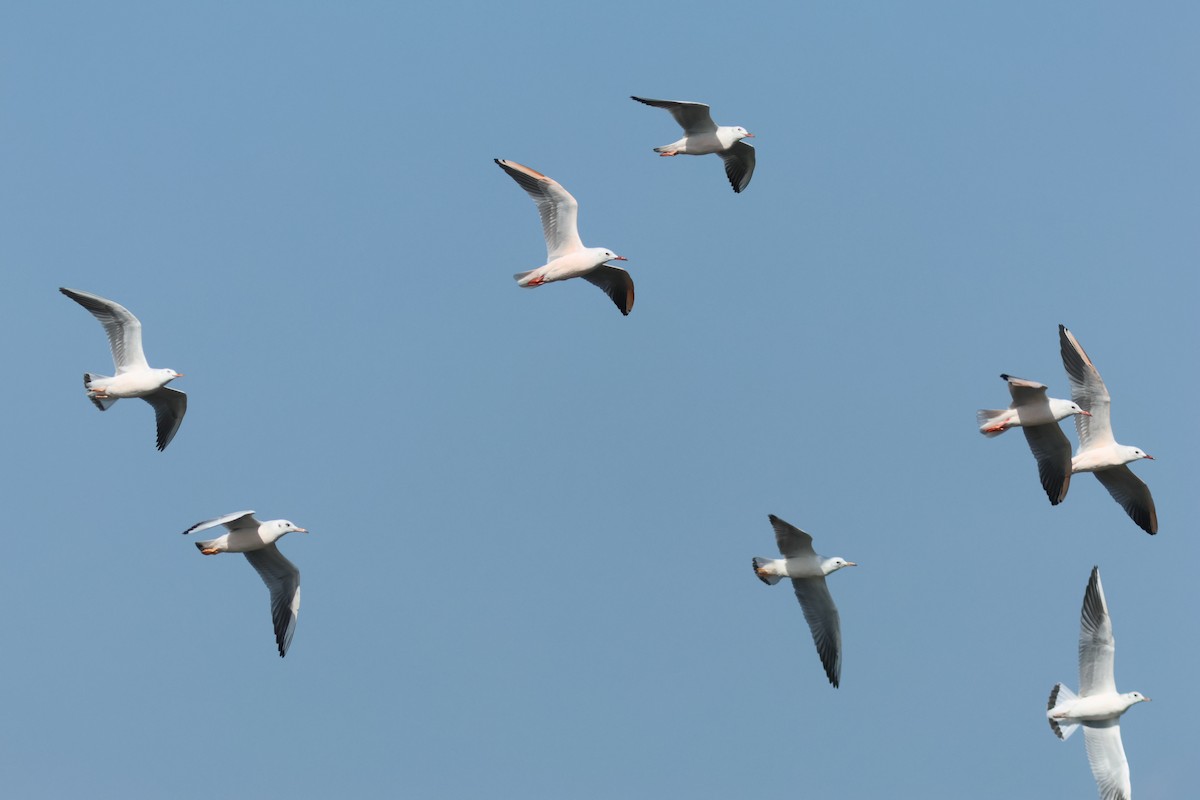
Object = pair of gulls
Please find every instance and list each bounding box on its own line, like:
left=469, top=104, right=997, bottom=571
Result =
left=753, top=525, right=1151, bottom=800
left=60, top=288, right=307, bottom=657
left=496, top=96, right=755, bottom=316
left=978, top=324, right=1157, bottom=534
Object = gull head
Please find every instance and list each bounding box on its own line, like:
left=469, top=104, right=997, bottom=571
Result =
left=272, top=520, right=309, bottom=535
left=160, top=368, right=184, bottom=382
left=1130, top=447, right=1154, bottom=462
left=1125, top=691, right=1151, bottom=707
left=823, top=557, right=858, bottom=575
left=732, top=126, right=754, bottom=140
left=598, top=249, right=627, bottom=264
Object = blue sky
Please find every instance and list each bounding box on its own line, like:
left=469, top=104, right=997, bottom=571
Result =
left=2, top=2, right=1197, bottom=797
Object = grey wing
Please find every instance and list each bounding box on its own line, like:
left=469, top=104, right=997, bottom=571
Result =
left=1002, top=373, right=1050, bottom=405
left=768, top=515, right=816, bottom=559
left=1094, top=467, right=1157, bottom=535
left=244, top=544, right=301, bottom=658
left=494, top=159, right=584, bottom=261
left=790, top=576, right=842, bottom=687
left=630, top=96, right=717, bottom=135
left=1078, top=566, right=1116, bottom=696
left=59, top=287, right=149, bottom=373
left=143, top=387, right=187, bottom=451
left=181, top=510, right=259, bottom=536
left=1082, top=720, right=1132, bottom=800
left=1021, top=423, right=1073, bottom=505
left=1059, top=325, right=1114, bottom=449
left=581, top=265, right=635, bottom=316
left=720, top=141, right=755, bottom=193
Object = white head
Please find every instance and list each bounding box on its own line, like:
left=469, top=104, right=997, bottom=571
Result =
left=1048, top=398, right=1089, bottom=420
left=595, top=248, right=628, bottom=264
left=1121, top=446, right=1154, bottom=463
left=159, top=368, right=184, bottom=383
left=1124, top=691, right=1151, bottom=707
left=269, top=519, right=308, bottom=536
left=822, top=557, right=858, bottom=575
left=732, top=126, right=754, bottom=140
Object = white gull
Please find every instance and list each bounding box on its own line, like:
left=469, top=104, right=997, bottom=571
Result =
left=494, top=159, right=634, bottom=316
left=977, top=373, right=1089, bottom=504
left=1059, top=325, right=1157, bottom=534
left=630, top=96, right=756, bottom=193
left=752, top=515, right=856, bottom=687
left=60, top=287, right=186, bottom=451
left=1047, top=566, right=1150, bottom=800
left=183, top=511, right=307, bottom=657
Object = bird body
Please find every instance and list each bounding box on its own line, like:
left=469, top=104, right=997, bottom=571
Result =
left=631, top=95, right=756, bottom=192
left=1058, top=325, right=1156, bottom=534
left=978, top=374, right=1087, bottom=505
left=183, top=511, right=307, bottom=657
left=60, top=287, right=187, bottom=450
left=1047, top=567, right=1149, bottom=800
left=752, top=515, right=856, bottom=687
left=495, top=158, right=634, bottom=315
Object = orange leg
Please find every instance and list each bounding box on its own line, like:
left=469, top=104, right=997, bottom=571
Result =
left=200, top=548, right=220, bottom=555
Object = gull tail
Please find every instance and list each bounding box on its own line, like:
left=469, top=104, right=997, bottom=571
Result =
left=752, top=557, right=782, bottom=586
left=194, top=539, right=218, bottom=553
left=1046, top=683, right=1080, bottom=740
left=84, top=373, right=118, bottom=411
left=976, top=409, right=1007, bottom=437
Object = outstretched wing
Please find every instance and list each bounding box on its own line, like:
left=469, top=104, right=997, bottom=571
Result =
left=790, top=576, right=843, bottom=688
left=182, top=510, right=259, bottom=536
left=495, top=159, right=585, bottom=261
left=1082, top=719, right=1131, bottom=800
left=630, top=96, right=717, bottom=135
left=768, top=514, right=817, bottom=559
left=582, top=265, right=635, bottom=316
left=142, top=387, right=187, bottom=451
left=1078, top=566, right=1116, bottom=696
left=1002, top=373, right=1050, bottom=405
left=244, top=544, right=301, bottom=658
left=720, top=141, right=756, bottom=193
left=1094, top=467, right=1157, bottom=535
left=1059, top=325, right=1114, bottom=450
left=60, top=287, right=149, bottom=373
left=1021, top=423, right=1073, bottom=505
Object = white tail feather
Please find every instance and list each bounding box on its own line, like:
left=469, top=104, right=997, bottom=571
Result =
left=1046, top=683, right=1081, bottom=740
left=976, top=409, right=1007, bottom=437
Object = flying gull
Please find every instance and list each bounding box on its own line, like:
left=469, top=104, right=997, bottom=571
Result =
left=1047, top=566, right=1150, bottom=800
left=60, top=287, right=186, bottom=451
left=1059, top=325, right=1157, bottom=534
left=977, top=373, right=1089, bottom=504
left=630, top=96, right=756, bottom=193
left=494, top=159, right=634, bottom=315
left=752, top=515, right=857, bottom=687
left=183, top=511, right=307, bottom=657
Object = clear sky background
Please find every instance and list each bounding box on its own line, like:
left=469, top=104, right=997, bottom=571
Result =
left=2, top=2, right=1197, bottom=798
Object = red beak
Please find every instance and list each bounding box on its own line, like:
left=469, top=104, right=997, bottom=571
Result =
left=613, top=255, right=628, bottom=261
left=745, top=132, right=755, bottom=138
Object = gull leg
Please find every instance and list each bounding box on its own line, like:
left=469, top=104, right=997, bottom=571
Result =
left=658, top=151, right=679, bottom=157
left=200, top=548, right=221, bottom=555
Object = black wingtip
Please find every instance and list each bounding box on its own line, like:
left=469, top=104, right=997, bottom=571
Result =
left=1000, top=373, right=1011, bottom=381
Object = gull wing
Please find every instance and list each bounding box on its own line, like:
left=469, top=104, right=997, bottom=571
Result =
left=143, top=387, right=187, bottom=451
left=1059, top=325, right=1114, bottom=450
left=1021, top=423, right=1073, bottom=505
left=581, top=265, right=635, bottom=316
left=790, top=576, right=843, bottom=688
left=60, top=287, right=150, bottom=373
left=495, top=159, right=585, bottom=261
left=244, top=543, right=301, bottom=658
left=1094, top=467, right=1157, bottom=535
left=720, top=141, right=756, bottom=193
left=181, top=510, right=260, bottom=536
left=768, top=514, right=817, bottom=559
left=1003, top=373, right=1050, bottom=405
left=1082, top=719, right=1132, bottom=800
left=630, top=96, right=718, bottom=135
left=1078, top=566, right=1116, bottom=696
